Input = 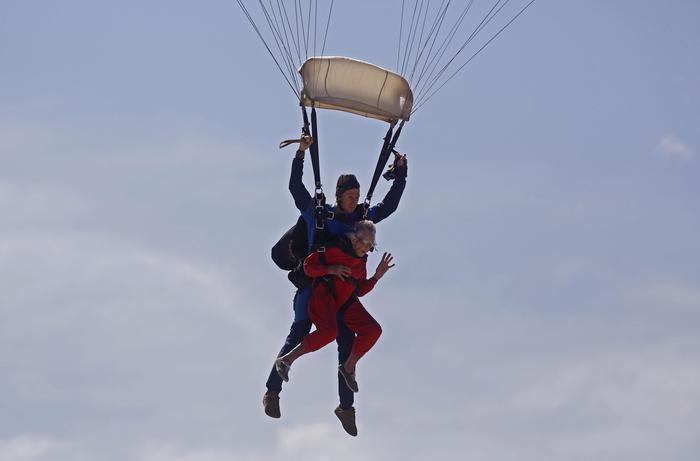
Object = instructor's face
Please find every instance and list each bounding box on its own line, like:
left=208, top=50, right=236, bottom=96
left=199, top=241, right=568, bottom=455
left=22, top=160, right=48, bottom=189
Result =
left=338, top=188, right=360, bottom=213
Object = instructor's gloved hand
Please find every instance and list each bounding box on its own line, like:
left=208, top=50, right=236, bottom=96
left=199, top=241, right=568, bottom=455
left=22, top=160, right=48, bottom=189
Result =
left=298, top=135, right=313, bottom=152
left=383, top=152, right=408, bottom=180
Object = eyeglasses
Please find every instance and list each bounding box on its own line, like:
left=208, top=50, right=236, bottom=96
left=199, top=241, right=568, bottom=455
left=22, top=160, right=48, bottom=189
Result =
left=358, top=237, right=374, bottom=246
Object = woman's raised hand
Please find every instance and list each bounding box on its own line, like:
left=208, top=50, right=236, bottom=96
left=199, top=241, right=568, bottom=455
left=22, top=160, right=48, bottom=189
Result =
left=374, top=252, right=395, bottom=280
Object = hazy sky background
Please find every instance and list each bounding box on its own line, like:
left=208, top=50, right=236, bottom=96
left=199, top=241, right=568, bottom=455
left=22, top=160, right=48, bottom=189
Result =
left=1, top=1, right=699, bottom=460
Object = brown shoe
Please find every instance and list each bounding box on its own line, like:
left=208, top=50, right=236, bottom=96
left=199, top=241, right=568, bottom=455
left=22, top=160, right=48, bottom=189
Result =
left=263, top=392, right=281, bottom=418
left=334, top=405, right=357, bottom=436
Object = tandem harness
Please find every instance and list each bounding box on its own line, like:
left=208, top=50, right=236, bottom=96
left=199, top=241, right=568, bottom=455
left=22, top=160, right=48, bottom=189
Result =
left=314, top=246, right=359, bottom=319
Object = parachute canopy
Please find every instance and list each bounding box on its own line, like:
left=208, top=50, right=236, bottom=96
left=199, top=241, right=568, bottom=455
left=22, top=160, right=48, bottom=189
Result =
left=300, top=57, right=413, bottom=124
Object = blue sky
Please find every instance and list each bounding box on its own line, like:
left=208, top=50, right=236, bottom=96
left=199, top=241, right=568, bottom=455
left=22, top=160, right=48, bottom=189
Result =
left=1, top=1, right=699, bottom=460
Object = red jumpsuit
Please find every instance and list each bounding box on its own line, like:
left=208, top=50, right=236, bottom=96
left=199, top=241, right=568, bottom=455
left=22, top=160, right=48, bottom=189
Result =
left=302, top=246, right=382, bottom=358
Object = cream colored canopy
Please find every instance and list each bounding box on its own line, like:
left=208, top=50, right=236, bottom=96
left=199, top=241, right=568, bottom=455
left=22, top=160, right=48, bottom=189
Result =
left=299, top=57, right=413, bottom=124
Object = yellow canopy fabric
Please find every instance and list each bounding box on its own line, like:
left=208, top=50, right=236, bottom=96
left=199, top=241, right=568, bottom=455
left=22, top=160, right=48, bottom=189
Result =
left=299, top=57, right=413, bottom=124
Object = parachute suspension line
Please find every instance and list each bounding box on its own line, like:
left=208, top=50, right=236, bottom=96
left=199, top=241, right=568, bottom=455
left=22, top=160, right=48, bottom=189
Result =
left=305, top=0, right=313, bottom=57
left=293, top=1, right=301, bottom=62
left=412, top=0, right=537, bottom=114
left=407, top=0, right=451, bottom=85
left=396, top=0, right=405, bottom=73
left=236, top=0, right=299, bottom=97
left=397, top=0, right=456, bottom=88
left=260, top=1, right=293, bottom=72
left=400, top=0, right=421, bottom=77
left=263, top=0, right=301, bottom=89
left=411, top=0, right=476, bottom=99
left=319, top=0, right=333, bottom=57
left=403, top=0, right=429, bottom=78
left=407, top=0, right=430, bottom=81
left=313, top=0, right=318, bottom=58
left=313, top=0, right=334, bottom=90
left=276, top=0, right=303, bottom=70
left=416, top=0, right=511, bottom=104
left=411, top=0, right=454, bottom=87
left=363, top=121, right=404, bottom=218
left=296, top=0, right=306, bottom=59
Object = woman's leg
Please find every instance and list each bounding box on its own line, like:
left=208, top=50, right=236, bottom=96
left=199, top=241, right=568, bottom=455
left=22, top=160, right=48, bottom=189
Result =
left=341, top=300, right=382, bottom=373
left=279, top=285, right=338, bottom=368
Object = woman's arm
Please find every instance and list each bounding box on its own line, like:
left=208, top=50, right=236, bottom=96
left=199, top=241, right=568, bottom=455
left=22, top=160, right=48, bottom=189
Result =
left=357, top=252, right=395, bottom=296
left=357, top=276, right=378, bottom=297
left=303, top=251, right=352, bottom=280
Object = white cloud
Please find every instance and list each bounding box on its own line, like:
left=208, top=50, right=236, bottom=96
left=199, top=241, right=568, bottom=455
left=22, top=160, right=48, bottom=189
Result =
left=3, top=128, right=700, bottom=461
left=138, top=444, right=247, bottom=461
left=0, top=122, right=54, bottom=156
left=0, top=180, right=89, bottom=228
left=658, top=134, right=695, bottom=160
left=136, top=424, right=363, bottom=461
left=0, top=436, right=55, bottom=461
left=625, top=280, right=700, bottom=310
left=0, top=181, right=283, bottom=458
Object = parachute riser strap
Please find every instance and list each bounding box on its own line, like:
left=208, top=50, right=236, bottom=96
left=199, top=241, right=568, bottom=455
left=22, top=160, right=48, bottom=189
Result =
left=301, top=105, right=311, bottom=137
left=363, top=120, right=405, bottom=218
left=315, top=247, right=336, bottom=299
left=278, top=106, right=312, bottom=149
left=308, top=107, right=322, bottom=192
left=301, top=105, right=327, bottom=237
left=364, top=125, right=394, bottom=208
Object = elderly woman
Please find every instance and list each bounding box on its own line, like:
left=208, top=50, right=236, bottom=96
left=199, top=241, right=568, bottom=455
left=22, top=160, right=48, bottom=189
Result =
left=274, top=221, right=394, bottom=394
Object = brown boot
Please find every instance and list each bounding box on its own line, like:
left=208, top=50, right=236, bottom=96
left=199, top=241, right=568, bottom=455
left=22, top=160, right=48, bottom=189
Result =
left=334, top=405, right=357, bottom=436
left=263, top=392, right=281, bottom=418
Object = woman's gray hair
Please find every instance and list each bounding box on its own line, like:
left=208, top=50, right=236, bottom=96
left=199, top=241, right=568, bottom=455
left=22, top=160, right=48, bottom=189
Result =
left=347, top=220, right=376, bottom=243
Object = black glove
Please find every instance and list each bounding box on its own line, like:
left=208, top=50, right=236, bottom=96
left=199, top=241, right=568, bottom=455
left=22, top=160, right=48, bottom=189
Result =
left=383, top=155, right=407, bottom=180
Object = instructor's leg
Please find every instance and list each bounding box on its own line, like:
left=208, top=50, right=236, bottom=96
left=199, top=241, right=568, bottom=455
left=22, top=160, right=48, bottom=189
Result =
left=336, top=314, right=355, bottom=409
left=334, top=313, right=358, bottom=436
left=265, top=288, right=312, bottom=393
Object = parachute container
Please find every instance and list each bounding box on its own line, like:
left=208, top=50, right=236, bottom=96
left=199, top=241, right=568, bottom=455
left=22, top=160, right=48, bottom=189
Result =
left=300, top=57, right=413, bottom=124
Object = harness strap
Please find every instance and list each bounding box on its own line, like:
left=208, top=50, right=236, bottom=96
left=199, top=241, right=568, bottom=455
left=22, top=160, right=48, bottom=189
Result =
left=299, top=106, right=327, bottom=238
left=363, top=120, right=405, bottom=218
left=338, top=293, right=358, bottom=319
left=316, top=247, right=336, bottom=298
left=316, top=246, right=358, bottom=317
left=308, top=107, right=322, bottom=192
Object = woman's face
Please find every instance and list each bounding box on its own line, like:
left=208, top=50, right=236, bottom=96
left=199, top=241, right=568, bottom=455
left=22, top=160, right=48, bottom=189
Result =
left=351, top=231, right=375, bottom=257
left=338, top=188, right=360, bottom=213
